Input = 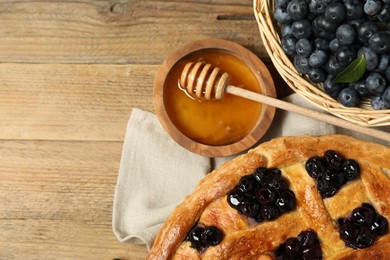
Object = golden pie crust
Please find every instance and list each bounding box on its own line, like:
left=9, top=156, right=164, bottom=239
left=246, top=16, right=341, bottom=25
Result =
left=147, top=135, right=390, bottom=259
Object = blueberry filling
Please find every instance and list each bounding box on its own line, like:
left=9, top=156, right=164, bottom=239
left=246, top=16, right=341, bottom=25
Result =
left=338, top=203, right=389, bottom=249
left=227, top=167, right=296, bottom=222
left=275, top=229, right=323, bottom=260
left=305, top=150, right=360, bottom=198
left=186, top=223, right=224, bottom=251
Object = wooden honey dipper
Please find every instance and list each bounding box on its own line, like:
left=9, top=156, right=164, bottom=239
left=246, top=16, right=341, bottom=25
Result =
left=180, top=62, right=390, bottom=143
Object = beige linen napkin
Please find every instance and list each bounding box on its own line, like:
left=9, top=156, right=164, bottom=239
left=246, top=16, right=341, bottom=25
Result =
left=112, top=94, right=388, bottom=251
left=112, top=107, right=212, bottom=250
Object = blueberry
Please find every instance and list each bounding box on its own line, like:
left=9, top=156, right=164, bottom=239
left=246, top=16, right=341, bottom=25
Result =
left=188, top=226, right=207, bottom=250
left=309, top=50, right=328, bottom=68
left=353, top=79, right=371, bottom=98
left=269, top=168, right=282, bottom=176
left=366, top=72, right=387, bottom=95
left=314, top=38, right=330, bottom=51
left=237, top=175, right=258, bottom=196
left=325, top=55, right=345, bottom=75
left=306, top=12, right=318, bottom=21
left=325, top=2, right=346, bottom=24
left=337, top=46, right=357, bottom=66
left=306, top=156, right=327, bottom=178
left=276, top=230, right=322, bottom=260
left=362, top=202, right=376, bottom=211
left=268, top=174, right=287, bottom=190
left=368, top=31, right=390, bottom=54
left=329, top=38, right=341, bottom=54
left=324, top=75, right=342, bottom=98
left=309, top=0, right=327, bottom=15
left=370, top=215, right=389, bottom=236
left=275, top=241, right=288, bottom=258
left=357, top=21, right=378, bottom=44
left=324, top=169, right=345, bottom=188
left=201, top=226, right=224, bottom=246
left=240, top=198, right=260, bottom=218
left=296, top=38, right=313, bottom=58
left=256, top=187, right=277, bottom=205
left=282, top=36, right=297, bottom=55
left=339, top=218, right=360, bottom=242
left=276, top=190, right=296, bottom=213
left=386, top=66, right=390, bottom=81
left=362, top=203, right=376, bottom=213
left=336, top=24, right=356, bottom=46
left=344, top=0, right=364, bottom=20
left=275, top=7, right=292, bottom=24
left=352, top=206, right=375, bottom=226
left=297, top=229, right=319, bottom=249
left=227, top=188, right=244, bottom=209
left=347, top=18, right=364, bottom=29
left=382, top=87, right=390, bottom=107
left=349, top=228, right=375, bottom=249
left=338, top=216, right=347, bottom=226
left=377, top=54, right=390, bottom=72
left=308, top=67, right=327, bottom=83
left=275, top=229, right=322, bottom=260
left=324, top=150, right=344, bottom=170
left=281, top=24, right=293, bottom=37
left=254, top=211, right=265, bottom=223
left=287, top=0, right=309, bottom=20
left=284, top=237, right=301, bottom=257
left=292, top=19, right=312, bottom=39
left=357, top=47, right=378, bottom=71
left=302, top=243, right=322, bottom=260
left=317, top=177, right=338, bottom=198
left=338, top=87, right=361, bottom=107
left=313, top=15, right=337, bottom=40
left=341, top=159, right=360, bottom=181
left=275, top=0, right=289, bottom=8
left=294, top=55, right=311, bottom=74
left=378, top=4, right=390, bottom=22
left=371, top=96, right=388, bottom=110
left=260, top=204, right=280, bottom=220
left=364, top=0, right=382, bottom=16
left=254, top=167, right=272, bottom=184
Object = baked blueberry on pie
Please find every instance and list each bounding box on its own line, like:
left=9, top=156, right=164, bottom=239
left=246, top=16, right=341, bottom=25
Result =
left=147, top=135, right=390, bottom=259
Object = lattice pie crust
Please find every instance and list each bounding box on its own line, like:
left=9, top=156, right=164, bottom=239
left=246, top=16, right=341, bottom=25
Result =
left=147, top=135, right=390, bottom=259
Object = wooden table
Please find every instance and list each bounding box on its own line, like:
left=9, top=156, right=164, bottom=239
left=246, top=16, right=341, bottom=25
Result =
left=0, top=1, right=287, bottom=259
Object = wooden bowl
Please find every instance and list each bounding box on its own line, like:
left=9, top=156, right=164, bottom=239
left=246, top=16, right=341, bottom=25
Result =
left=154, top=38, right=276, bottom=157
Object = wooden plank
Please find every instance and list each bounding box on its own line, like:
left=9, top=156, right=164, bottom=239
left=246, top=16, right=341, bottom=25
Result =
left=0, top=220, right=147, bottom=260
left=0, top=140, right=147, bottom=259
left=0, top=140, right=121, bottom=220
left=0, top=0, right=269, bottom=64
left=0, top=63, right=156, bottom=141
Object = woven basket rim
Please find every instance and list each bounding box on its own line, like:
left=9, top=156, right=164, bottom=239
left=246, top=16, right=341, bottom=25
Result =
left=253, top=0, right=390, bottom=127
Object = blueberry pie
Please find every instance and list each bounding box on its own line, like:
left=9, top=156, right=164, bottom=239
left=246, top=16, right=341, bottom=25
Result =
left=147, top=135, right=389, bottom=259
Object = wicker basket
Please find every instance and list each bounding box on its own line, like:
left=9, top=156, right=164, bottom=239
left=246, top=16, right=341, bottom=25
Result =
left=254, top=0, right=390, bottom=127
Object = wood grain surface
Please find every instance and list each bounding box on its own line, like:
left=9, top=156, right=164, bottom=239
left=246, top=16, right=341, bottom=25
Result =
left=0, top=0, right=287, bottom=259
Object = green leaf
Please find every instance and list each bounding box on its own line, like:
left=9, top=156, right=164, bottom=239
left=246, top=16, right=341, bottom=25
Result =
left=334, top=55, right=367, bottom=83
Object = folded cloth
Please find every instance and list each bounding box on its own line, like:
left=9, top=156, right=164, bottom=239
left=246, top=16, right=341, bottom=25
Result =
left=112, top=107, right=212, bottom=250
left=112, top=93, right=388, bottom=251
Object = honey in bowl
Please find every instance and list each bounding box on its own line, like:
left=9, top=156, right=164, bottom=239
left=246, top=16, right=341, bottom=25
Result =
left=164, top=49, right=263, bottom=146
